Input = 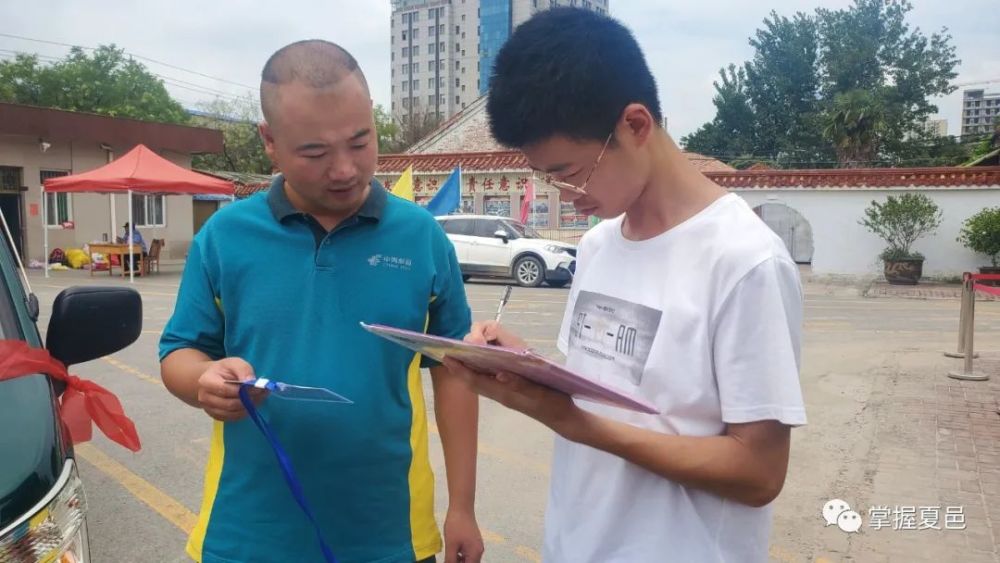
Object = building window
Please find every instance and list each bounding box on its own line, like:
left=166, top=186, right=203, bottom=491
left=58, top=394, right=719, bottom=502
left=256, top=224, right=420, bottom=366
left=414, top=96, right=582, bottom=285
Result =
left=461, top=14, right=466, bottom=21
left=402, top=31, right=407, bottom=40
left=428, top=95, right=436, bottom=105
left=455, top=78, right=460, bottom=87
left=413, top=45, right=420, bottom=56
left=440, top=41, right=446, bottom=52
left=455, top=95, right=461, bottom=104
left=429, top=25, right=436, bottom=36
left=429, top=78, right=435, bottom=88
left=413, top=80, right=419, bottom=91
left=484, top=196, right=511, bottom=218
left=525, top=199, right=550, bottom=228
left=413, top=28, right=419, bottom=39
left=403, top=81, right=409, bottom=91
left=403, top=98, right=410, bottom=108
left=132, top=194, right=165, bottom=227
left=40, top=170, right=71, bottom=226
left=429, top=43, right=436, bottom=54
left=439, top=24, right=445, bottom=33
left=455, top=60, right=460, bottom=70
left=456, top=42, right=460, bottom=52
left=403, top=47, right=410, bottom=57
left=455, top=25, right=460, bottom=33
left=560, top=201, right=588, bottom=228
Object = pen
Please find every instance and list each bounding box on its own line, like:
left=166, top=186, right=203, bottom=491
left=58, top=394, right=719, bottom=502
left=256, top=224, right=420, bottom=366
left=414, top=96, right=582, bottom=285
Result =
left=494, top=285, right=513, bottom=323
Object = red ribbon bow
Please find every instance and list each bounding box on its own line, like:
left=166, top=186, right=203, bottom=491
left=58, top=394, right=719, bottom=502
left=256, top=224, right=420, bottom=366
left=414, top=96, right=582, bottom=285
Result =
left=0, top=340, right=141, bottom=452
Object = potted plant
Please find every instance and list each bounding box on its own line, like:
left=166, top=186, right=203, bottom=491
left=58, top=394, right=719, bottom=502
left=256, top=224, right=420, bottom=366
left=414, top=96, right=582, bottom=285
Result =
left=958, top=207, right=1000, bottom=282
left=860, top=194, right=942, bottom=285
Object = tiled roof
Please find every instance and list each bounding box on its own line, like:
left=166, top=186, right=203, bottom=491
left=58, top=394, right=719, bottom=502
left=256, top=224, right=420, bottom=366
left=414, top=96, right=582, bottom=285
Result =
left=377, top=150, right=735, bottom=174
left=380, top=150, right=527, bottom=173
left=706, top=166, right=1000, bottom=189
left=198, top=170, right=273, bottom=197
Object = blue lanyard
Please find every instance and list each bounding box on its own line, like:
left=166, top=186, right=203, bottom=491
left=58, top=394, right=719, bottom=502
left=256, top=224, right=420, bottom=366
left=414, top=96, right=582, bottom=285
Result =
left=237, top=385, right=338, bottom=563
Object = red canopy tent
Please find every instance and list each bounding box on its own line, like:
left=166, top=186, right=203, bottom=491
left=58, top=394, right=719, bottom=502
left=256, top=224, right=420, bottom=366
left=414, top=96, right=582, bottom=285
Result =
left=43, top=144, right=234, bottom=281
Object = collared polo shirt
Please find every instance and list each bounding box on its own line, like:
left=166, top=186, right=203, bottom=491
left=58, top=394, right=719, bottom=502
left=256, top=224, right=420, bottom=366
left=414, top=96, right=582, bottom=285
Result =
left=160, top=175, right=471, bottom=563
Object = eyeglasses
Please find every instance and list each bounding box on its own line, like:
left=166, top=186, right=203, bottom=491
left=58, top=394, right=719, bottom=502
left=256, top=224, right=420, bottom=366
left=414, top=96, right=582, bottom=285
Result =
left=543, top=131, right=614, bottom=195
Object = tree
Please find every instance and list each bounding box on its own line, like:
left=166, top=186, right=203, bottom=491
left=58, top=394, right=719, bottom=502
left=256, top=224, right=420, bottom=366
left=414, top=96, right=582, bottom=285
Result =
left=681, top=65, right=756, bottom=160
left=958, top=207, right=1000, bottom=267
left=682, top=0, right=959, bottom=168
left=860, top=193, right=942, bottom=260
left=0, top=45, right=188, bottom=124
left=378, top=110, right=443, bottom=154
left=190, top=96, right=271, bottom=174
left=744, top=11, right=827, bottom=164
left=816, top=0, right=958, bottom=163
left=823, top=89, right=885, bottom=168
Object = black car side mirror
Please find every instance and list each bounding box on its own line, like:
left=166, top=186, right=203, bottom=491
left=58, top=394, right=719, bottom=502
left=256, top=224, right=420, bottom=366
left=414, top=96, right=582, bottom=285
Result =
left=46, top=287, right=142, bottom=367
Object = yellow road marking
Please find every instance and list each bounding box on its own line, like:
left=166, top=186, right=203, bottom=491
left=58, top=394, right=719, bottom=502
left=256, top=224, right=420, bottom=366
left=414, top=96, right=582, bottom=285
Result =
left=515, top=545, right=543, bottom=562
left=75, top=443, right=197, bottom=534
left=102, top=356, right=162, bottom=386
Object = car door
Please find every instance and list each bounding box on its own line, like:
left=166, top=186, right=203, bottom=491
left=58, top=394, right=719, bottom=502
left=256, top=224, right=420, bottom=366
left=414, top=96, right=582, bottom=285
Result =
left=471, top=218, right=514, bottom=274
left=439, top=218, right=476, bottom=266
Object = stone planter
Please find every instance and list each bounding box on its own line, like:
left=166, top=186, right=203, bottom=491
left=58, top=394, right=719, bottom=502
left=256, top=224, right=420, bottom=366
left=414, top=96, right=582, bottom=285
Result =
left=884, top=259, right=923, bottom=285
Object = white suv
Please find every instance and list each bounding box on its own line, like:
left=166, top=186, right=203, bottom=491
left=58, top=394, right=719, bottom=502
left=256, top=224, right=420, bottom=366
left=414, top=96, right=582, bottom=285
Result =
left=436, top=215, right=577, bottom=288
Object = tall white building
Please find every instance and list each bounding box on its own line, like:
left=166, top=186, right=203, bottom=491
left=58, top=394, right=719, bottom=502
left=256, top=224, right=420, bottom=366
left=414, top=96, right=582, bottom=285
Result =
left=962, top=89, right=1000, bottom=137
left=390, top=0, right=609, bottom=123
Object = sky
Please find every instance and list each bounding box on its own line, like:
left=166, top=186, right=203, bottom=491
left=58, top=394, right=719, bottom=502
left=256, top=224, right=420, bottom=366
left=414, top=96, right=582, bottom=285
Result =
left=1, top=1, right=997, bottom=139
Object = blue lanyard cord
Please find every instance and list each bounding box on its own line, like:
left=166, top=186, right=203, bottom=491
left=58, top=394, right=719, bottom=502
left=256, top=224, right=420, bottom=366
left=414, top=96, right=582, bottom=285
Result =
left=238, top=385, right=338, bottom=563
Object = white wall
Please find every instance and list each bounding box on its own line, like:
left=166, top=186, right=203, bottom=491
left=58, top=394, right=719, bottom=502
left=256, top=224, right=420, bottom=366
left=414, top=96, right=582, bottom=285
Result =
left=735, top=188, right=1000, bottom=277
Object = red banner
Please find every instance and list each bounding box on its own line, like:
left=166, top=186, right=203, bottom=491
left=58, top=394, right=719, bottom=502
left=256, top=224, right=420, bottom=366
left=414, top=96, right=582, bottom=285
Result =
left=0, top=340, right=141, bottom=452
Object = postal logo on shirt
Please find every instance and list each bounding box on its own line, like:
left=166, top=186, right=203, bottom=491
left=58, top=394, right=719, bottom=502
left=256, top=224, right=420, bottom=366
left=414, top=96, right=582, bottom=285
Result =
left=567, top=291, right=662, bottom=386
left=367, top=254, right=413, bottom=271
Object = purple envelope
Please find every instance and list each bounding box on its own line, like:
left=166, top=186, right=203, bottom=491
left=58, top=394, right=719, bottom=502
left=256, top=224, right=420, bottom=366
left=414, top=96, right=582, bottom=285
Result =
left=361, top=322, right=659, bottom=415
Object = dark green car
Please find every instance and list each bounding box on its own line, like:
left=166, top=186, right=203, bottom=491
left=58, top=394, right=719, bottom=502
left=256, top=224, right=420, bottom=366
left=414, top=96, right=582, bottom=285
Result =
left=0, top=221, right=141, bottom=562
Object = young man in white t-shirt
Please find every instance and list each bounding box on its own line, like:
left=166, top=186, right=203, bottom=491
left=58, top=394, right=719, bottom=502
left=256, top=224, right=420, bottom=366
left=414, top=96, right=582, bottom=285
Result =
left=442, top=7, right=807, bottom=563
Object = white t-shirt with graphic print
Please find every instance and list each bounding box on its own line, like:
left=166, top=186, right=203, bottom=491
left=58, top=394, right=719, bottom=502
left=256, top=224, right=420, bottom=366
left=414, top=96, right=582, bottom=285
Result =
left=545, top=193, right=807, bottom=563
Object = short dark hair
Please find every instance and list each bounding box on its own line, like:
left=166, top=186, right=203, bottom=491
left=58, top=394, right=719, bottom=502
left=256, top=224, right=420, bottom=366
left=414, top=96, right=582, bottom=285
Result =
left=260, top=40, right=368, bottom=123
left=486, top=7, right=662, bottom=148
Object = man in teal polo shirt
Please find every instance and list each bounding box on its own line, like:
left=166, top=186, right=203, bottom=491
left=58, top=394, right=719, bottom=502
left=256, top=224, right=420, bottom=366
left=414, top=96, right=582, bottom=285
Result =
left=159, top=40, right=483, bottom=563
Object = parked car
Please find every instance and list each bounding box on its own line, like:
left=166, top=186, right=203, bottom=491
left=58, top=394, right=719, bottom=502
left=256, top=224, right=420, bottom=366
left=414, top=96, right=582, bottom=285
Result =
left=0, top=220, right=141, bottom=562
left=436, top=215, right=576, bottom=288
